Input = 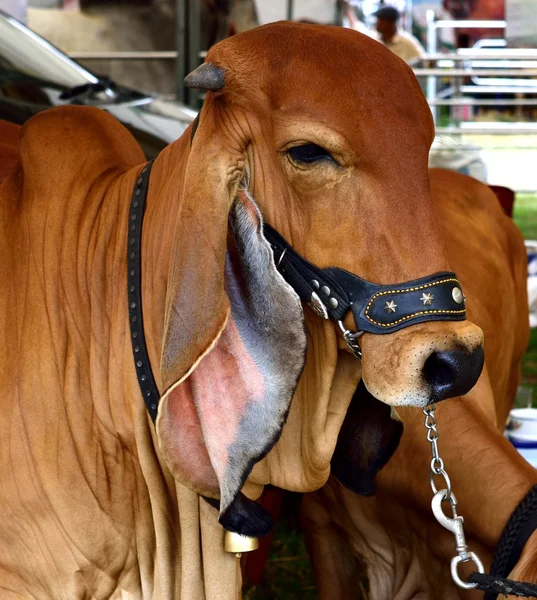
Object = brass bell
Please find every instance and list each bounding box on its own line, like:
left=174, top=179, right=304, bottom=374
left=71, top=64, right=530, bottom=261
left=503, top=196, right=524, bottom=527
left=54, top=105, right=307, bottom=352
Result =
left=224, top=530, right=259, bottom=554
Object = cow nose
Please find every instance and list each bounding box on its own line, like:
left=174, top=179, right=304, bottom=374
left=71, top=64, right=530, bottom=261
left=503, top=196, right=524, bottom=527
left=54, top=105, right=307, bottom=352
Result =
left=423, top=346, right=484, bottom=403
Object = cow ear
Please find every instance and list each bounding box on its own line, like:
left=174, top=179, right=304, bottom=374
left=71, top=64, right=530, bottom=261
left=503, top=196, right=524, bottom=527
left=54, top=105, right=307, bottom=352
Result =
left=156, top=109, right=307, bottom=534
left=331, top=380, right=403, bottom=496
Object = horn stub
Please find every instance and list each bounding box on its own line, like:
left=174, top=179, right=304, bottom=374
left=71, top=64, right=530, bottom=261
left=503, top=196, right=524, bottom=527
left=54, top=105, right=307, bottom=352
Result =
left=184, top=63, right=225, bottom=91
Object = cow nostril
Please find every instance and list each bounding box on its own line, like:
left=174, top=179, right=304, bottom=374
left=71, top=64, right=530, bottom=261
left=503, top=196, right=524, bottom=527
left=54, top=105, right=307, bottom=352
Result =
left=423, top=346, right=484, bottom=403
left=424, top=353, right=454, bottom=388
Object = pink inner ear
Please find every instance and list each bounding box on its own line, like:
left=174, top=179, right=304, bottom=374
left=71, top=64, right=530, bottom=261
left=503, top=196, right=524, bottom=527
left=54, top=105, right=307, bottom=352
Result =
left=158, top=189, right=307, bottom=519
left=190, top=317, right=265, bottom=488
left=158, top=378, right=220, bottom=496
left=157, top=317, right=265, bottom=500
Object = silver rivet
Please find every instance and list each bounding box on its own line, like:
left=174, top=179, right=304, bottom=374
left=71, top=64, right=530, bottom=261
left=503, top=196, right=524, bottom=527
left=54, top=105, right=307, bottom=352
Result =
left=452, top=287, right=464, bottom=304
left=146, top=390, right=151, bottom=397
left=141, top=374, right=146, bottom=381
left=329, top=298, right=338, bottom=309
left=135, top=188, right=141, bottom=196
left=141, top=167, right=148, bottom=174
left=151, top=403, right=157, bottom=411
left=131, top=302, right=136, bottom=309
left=133, top=201, right=139, bottom=208
left=321, top=286, right=330, bottom=296
left=134, top=346, right=140, bottom=353
left=311, top=280, right=320, bottom=290
left=136, top=360, right=142, bottom=367
left=308, top=291, right=329, bottom=319
left=130, top=252, right=135, bottom=259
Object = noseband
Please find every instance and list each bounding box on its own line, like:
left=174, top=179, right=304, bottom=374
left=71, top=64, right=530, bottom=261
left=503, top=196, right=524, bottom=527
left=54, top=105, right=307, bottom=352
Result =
left=263, top=225, right=466, bottom=357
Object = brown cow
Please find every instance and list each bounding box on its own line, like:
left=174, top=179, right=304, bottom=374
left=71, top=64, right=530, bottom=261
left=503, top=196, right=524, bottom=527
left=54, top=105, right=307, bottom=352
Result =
left=302, top=168, right=535, bottom=600
left=0, top=120, right=20, bottom=184
left=0, top=24, right=484, bottom=598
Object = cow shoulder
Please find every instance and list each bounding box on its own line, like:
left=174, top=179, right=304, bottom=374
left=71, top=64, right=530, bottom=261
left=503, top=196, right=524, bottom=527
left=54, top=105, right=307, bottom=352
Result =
left=19, top=105, right=145, bottom=184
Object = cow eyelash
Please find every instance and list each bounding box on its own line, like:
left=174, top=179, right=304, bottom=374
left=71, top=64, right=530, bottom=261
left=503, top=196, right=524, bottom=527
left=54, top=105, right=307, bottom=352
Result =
left=287, top=143, right=337, bottom=165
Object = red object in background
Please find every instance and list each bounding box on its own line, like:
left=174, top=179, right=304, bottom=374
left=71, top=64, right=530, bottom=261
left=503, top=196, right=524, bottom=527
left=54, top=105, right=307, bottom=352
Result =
left=241, top=488, right=285, bottom=588
left=489, top=185, right=515, bottom=217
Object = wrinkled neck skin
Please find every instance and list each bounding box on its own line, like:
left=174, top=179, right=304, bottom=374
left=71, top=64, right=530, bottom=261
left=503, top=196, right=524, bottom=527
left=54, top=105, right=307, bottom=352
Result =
left=0, top=123, right=237, bottom=598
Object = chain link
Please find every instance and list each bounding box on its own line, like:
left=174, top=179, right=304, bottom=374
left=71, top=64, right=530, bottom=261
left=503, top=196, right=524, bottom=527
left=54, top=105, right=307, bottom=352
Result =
left=337, top=320, right=363, bottom=359
left=423, top=406, right=485, bottom=590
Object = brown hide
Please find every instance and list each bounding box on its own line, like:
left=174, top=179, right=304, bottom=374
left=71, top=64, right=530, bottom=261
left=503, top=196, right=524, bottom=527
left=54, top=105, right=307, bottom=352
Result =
left=0, top=121, right=20, bottom=184
left=302, top=169, right=533, bottom=600
left=0, top=22, right=486, bottom=598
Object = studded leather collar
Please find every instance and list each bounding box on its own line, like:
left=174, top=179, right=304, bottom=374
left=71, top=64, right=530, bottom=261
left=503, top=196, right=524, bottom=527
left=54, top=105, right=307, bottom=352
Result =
left=127, top=161, right=160, bottom=422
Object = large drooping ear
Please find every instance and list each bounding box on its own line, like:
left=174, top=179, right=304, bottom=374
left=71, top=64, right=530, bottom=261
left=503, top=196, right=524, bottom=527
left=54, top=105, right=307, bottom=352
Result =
left=331, top=380, right=403, bottom=496
left=157, top=183, right=307, bottom=534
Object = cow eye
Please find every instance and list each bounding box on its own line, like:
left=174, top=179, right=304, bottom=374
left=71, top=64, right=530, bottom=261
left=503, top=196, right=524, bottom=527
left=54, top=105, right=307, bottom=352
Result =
left=288, top=143, right=335, bottom=164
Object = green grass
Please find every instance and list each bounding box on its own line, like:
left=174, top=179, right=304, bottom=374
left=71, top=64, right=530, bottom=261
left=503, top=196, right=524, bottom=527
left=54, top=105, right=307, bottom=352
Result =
left=513, top=194, right=537, bottom=241
left=513, top=194, right=537, bottom=405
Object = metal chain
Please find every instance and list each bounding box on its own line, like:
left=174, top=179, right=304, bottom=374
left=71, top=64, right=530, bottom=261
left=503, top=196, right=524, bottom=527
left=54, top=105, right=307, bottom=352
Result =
left=423, top=405, right=485, bottom=590
left=337, top=320, right=363, bottom=359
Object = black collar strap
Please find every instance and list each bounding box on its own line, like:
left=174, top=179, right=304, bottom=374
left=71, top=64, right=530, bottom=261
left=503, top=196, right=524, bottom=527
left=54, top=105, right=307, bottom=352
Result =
left=263, top=224, right=467, bottom=335
left=128, top=161, right=160, bottom=423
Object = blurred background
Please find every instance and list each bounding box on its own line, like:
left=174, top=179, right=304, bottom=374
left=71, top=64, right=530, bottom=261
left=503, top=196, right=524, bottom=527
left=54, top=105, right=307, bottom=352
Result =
left=0, top=0, right=536, bottom=596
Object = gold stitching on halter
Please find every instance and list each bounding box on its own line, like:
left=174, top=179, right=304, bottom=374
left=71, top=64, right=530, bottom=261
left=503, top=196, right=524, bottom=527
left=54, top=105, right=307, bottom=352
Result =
left=364, top=278, right=466, bottom=327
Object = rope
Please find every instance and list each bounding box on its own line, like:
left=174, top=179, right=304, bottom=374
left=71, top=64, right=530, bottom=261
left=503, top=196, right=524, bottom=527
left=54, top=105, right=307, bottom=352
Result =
left=483, top=485, right=537, bottom=600
left=490, top=485, right=537, bottom=577
left=469, top=573, right=537, bottom=598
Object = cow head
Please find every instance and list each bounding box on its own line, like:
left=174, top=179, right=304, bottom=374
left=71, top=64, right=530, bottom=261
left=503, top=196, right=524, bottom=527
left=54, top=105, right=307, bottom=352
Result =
left=154, top=23, right=484, bottom=533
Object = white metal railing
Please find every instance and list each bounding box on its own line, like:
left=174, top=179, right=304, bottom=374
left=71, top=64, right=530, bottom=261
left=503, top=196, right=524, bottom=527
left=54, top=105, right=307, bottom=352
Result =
left=423, top=13, right=537, bottom=132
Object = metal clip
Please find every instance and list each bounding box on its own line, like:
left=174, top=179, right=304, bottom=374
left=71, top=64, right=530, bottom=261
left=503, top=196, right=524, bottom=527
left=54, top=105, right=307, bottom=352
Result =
left=431, top=490, right=484, bottom=589
left=432, top=490, right=464, bottom=552
left=337, top=320, right=363, bottom=359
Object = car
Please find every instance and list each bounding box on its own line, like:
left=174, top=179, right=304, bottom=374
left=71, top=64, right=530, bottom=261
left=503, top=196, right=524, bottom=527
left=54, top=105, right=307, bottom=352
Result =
left=0, top=9, right=197, bottom=158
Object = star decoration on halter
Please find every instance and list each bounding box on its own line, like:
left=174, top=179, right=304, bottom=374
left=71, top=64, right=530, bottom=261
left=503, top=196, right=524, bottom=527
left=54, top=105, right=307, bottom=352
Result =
left=385, top=300, right=397, bottom=313
left=420, top=293, right=434, bottom=306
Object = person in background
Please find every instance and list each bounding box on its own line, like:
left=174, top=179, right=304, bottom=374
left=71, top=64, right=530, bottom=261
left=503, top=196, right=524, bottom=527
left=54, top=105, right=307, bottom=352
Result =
left=373, top=5, right=425, bottom=64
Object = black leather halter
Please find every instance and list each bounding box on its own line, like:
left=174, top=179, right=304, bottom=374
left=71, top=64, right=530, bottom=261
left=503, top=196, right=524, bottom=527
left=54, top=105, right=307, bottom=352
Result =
left=263, top=225, right=466, bottom=335
left=127, top=163, right=467, bottom=422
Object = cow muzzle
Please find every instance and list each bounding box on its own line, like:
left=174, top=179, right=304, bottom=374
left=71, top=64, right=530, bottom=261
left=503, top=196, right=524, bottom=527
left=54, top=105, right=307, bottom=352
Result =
left=264, top=225, right=485, bottom=407
left=360, top=320, right=484, bottom=406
